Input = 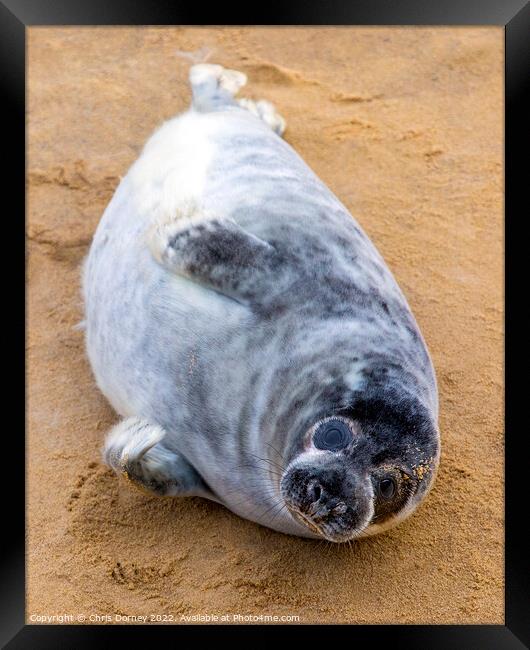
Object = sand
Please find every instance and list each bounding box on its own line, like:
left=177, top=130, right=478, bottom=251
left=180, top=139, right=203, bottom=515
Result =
left=27, top=27, right=504, bottom=624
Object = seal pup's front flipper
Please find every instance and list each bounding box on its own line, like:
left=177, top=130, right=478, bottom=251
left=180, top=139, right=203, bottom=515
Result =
left=149, top=213, right=289, bottom=305
left=103, top=416, right=218, bottom=501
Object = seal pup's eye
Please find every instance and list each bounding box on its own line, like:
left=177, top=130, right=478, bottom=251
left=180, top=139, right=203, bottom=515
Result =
left=377, top=477, right=396, bottom=500
left=313, top=419, right=352, bottom=451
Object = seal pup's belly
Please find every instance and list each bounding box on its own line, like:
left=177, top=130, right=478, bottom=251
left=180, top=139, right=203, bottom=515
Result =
left=84, top=64, right=440, bottom=541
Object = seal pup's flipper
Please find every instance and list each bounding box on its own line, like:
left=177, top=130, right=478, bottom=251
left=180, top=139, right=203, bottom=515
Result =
left=190, top=63, right=247, bottom=111
left=189, top=63, right=286, bottom=135
left=237, top=97, right=286, bottom=136
left=103, top=416, right=218, bottom=501
left=149, top=213, right=288, bottom=305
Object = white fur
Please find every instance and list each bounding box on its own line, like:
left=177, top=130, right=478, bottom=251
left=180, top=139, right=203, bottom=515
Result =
left=126, top=110, right=216, bottom=224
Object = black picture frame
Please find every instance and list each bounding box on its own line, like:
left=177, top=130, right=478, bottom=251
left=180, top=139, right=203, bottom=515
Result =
left=7, top=0, right=528, bottom=646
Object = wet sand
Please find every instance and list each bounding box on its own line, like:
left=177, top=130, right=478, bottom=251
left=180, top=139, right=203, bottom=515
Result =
left=27, top=27, right=503, bottom=623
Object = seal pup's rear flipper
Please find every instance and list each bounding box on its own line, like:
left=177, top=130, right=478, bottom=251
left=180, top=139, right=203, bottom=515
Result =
left=189, top=63, right=286, bottom=135
left=149, top=212, right=291, bottom=305
left=189, top=63, right=247, bottom=112
left=103, top=416, right=218, bottom=501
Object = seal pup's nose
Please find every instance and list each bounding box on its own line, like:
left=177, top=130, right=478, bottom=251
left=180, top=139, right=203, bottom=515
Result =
left=286, top=468, right=349, bottom=519
left=281, top=463, right=373, bottom=541
left=306, top=479, right=343, bottom=521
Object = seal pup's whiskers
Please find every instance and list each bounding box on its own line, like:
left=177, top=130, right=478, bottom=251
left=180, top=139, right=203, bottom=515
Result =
left=246, top=452, right=286, bottom=473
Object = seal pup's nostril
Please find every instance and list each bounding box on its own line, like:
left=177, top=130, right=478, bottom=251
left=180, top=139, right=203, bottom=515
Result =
left=304, top=475, right=346, bottom=521
left=307, top=479, right=322, bottom=503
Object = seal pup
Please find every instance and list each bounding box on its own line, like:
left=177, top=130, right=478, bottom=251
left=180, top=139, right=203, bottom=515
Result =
left=83, top=63, right=440, bottom=542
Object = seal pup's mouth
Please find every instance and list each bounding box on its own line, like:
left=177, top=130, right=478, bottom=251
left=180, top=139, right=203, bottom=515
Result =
left=288, top=507, right=326, bottom=537
left=287, top=506, right=357, bottom=542
left=285, top=501, right=363, bottom=543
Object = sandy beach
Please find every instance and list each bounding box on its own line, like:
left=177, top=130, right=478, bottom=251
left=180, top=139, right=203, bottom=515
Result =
left=27, top=27, right=503, bottom=624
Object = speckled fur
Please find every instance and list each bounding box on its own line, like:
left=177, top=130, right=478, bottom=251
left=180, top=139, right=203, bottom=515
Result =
left=83, top=64, right=439, bottom=541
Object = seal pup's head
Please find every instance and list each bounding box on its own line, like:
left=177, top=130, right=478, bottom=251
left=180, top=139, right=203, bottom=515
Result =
left=279, top=383, right=440, bottom=543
